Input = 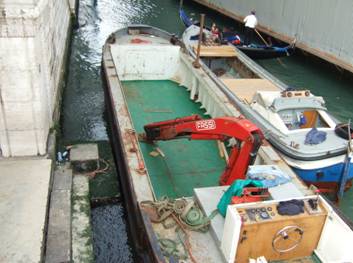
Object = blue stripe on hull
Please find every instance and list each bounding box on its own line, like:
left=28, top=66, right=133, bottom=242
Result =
left=292, top=161, right=353, bottom=183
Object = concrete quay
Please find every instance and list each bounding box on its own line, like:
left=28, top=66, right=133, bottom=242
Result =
left=45, top=164, right=72, bottom=263
left=0, top=158, right=52, bottom=262
left=0, top=143, right=97, bottom=262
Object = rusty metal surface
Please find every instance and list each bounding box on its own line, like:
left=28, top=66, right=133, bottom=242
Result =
left=192, top=0, right=353, bottom=73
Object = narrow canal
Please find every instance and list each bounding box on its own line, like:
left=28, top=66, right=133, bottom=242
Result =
left=61, top=0, right=353, bottom=260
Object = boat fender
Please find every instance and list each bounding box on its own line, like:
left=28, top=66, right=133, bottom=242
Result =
left=335, top=123, right=353, bottom=140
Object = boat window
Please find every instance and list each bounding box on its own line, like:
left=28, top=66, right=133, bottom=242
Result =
left=278, top=109, right=329, bottom=130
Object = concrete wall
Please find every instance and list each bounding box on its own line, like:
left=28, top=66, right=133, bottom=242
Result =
left=192, top=0, right=353, bottom=73
left=0, top=0, right=71, bottom=157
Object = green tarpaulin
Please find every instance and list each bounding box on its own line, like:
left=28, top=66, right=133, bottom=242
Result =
left=217, top=179, right=263, bottom=217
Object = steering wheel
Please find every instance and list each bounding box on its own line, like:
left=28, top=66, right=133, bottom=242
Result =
left=272, top=225, right=304, bottom=253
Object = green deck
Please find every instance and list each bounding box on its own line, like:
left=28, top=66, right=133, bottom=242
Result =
left=123, top=80, right=225, bottom=199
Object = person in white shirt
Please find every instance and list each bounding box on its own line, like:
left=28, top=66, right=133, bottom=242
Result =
left=243, top=10, right=257, bottom=45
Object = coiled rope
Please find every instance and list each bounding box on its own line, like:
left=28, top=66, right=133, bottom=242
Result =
left=141, top=197, right=218, bottom=262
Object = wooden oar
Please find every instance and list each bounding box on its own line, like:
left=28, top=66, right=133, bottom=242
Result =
left=254, top=28, right=270, bottom=46
left=254, top=28, right=287, bottom=68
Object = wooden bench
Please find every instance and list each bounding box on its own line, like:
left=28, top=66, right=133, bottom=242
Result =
left=222, top=78, right=279, bottom=103
left=193, top=45, right=237, bottom=57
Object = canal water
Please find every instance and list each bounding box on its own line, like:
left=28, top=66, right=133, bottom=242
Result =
left=61, top=0, right=353, bottom=260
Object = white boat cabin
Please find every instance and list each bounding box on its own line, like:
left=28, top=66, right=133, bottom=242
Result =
left=251, top=90, right=334, bottom=133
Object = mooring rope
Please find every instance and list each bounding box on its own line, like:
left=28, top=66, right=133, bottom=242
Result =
left=87, top=158, right=110, bottom=178
left=141, top=197, right=218, bottom=262
left=141, top=196, right=217, bottom=232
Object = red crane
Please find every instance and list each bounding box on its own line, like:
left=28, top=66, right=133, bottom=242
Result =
left=141, top=115, right=264, bottom=185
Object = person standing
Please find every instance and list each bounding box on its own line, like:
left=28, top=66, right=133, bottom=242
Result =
left=243, top=10, right=257, bottom=45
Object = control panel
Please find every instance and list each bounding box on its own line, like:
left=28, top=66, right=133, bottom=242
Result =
left=236, top=198, right=324, bottom=225
left=238, top=206, right=276, bottom=223
left=233, top=198, right=328, bottom=262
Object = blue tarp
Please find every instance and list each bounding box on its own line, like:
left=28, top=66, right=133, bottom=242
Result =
left=304, top=127, right=327, bottom=145
left=247, top=165, right=291, bottom=188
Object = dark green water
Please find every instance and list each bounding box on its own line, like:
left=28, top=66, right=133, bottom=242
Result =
left=62, top=0, right=353, bottom=260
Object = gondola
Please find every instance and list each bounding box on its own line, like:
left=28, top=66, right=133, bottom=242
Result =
left=179, top=8, right=295, bottom=60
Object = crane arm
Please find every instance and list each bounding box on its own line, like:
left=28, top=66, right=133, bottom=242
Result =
left=142, top=115, right=264, bottom=185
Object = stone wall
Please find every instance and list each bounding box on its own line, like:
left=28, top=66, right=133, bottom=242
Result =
left=0, top=0, right=71, bottom=157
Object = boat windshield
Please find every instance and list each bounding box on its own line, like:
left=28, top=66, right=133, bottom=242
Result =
left=278, top=108, right=330, bottom=130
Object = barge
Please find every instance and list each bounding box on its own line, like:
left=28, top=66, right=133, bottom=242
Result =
left=102, top=25, right=353, bottom=262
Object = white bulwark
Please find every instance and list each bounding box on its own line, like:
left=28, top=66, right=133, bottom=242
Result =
left=0, top=0, right=72, bottom=157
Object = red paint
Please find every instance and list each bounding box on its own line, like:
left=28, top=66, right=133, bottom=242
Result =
left=130, top=38, right=152, bottom=44
left=143, top=114, right=264, bottom=185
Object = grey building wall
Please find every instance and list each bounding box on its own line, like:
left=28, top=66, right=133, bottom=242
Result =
left=193, top=0, right=353, bottom=72
left=0, top=0, right=71, bottom=156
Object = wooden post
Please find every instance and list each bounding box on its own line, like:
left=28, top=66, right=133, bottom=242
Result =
left=193, top=14, right=205, bottom=68
left=217, top=141, right=229, bottom=164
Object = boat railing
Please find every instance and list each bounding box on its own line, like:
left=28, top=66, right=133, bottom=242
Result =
left=183, top=46, right=285, bottom=139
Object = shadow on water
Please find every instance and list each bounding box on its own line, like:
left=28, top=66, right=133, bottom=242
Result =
left=91, top=205, right=134, bottom=263
left=62, top=0, right=353, bottom=261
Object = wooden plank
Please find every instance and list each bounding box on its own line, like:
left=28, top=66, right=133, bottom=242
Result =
left=222, top=78, right=279, bottom=103
left=193, top=45, right=237, bottom=57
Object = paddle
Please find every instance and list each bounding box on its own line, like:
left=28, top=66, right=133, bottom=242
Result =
left=254, top=28, right=287, bottom=68
left=254, top=28, right=269, bottom=46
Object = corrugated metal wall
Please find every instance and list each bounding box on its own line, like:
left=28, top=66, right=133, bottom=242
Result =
left=192, top=0, right=353, bottom=72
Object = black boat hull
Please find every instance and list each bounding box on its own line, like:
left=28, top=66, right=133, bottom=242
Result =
left=237, top=45, right=295, bottom=60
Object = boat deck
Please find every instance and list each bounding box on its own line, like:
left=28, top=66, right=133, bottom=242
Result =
left=221, top=78, right=279, bottom=103
left=123, top=80, right=226, bottom=199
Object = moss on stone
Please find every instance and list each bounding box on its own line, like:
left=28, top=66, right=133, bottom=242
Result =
left=72, top=175, right=94, bottom=262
